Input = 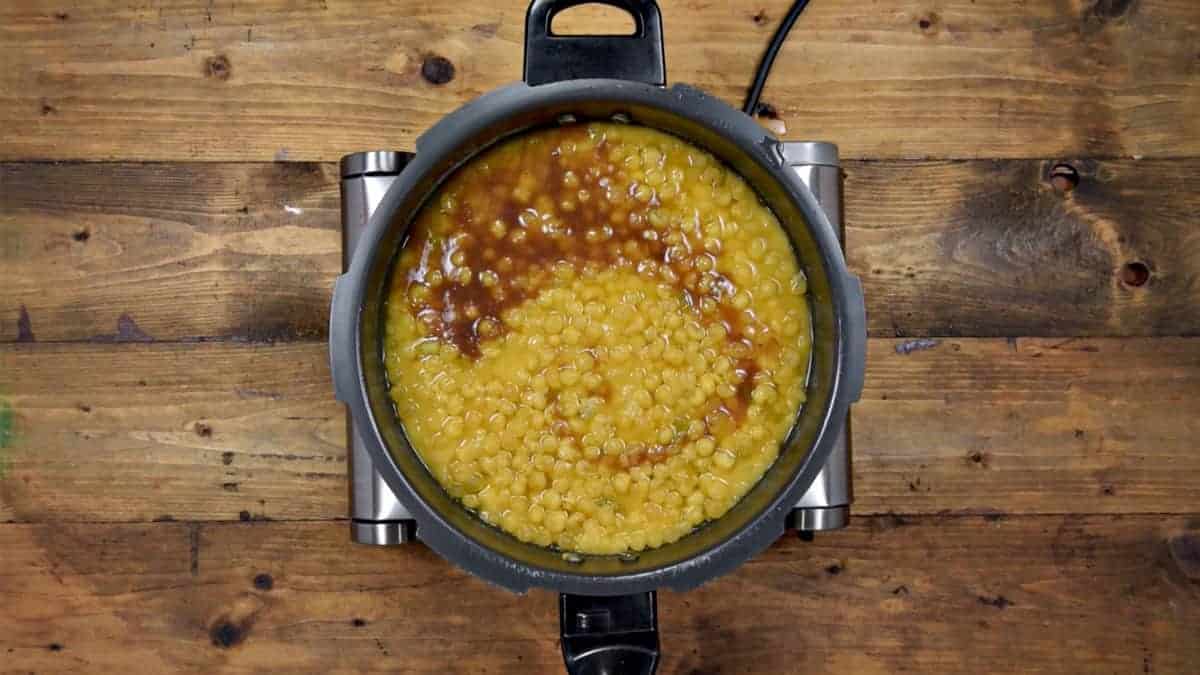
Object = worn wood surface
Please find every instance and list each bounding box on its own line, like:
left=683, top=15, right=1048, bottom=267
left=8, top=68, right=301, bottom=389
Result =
left=2, top=0, right=1199, bottom=672
left=1, top=516, right=1198, bottom=673
left=0, top=161, right=340, bottom=344
left=1, top=0, right=1198, bottom=162
left=2, top=337, right=1197, bottom=524
left=5, top=158, right=1199, bottom=343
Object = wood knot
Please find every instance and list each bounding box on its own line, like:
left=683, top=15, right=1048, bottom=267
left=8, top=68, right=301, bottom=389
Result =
left=752, top=10, right=769, bottom=26
left=352, top=618, right=368, bottom=627
left=252, top=573, right=274, bottom=591
left=752, top=101, right=779, bottom=120
left=918, top=12, right=939, bottom=33
left=53, top=11, right=69, bottom=20
left=977, top=594, right=1012, bottom=609
left=1119, top=261, right=1150, bottom=287
left=194, top=422, right=213, bottom=438
left=967, top=450, right=989, bottom=468
left=210, top=621, right=244, bottom=648
left=1049, top=163, right=1080, bottom=193
left=205, top=54, right=232, bottom=80
left=420, top=54, right=455, bottom=85
left=48, top=643, right=63, bottom=652
left=73, top=227, right=90, bottom=242
left=207, top=598, right=263, bottom=649
left=1091, top=0, right=1137, bottom=21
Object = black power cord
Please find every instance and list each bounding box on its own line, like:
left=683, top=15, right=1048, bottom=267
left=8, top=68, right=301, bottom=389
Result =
left=743, top=0, right=813, bottom=116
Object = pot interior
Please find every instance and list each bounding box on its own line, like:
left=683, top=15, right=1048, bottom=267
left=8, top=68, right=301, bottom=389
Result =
left=357, top=95, right=841, bottom=581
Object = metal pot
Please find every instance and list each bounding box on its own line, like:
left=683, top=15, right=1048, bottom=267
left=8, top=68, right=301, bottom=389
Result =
left=329, top=1, right=865, bottom=671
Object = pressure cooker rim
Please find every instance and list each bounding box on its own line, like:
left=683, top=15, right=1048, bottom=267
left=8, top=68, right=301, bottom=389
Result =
left=329, top=77, right=864, bottom=594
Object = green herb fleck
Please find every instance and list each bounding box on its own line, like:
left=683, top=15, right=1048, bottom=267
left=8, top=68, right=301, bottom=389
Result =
left=0, top=399, right=13, bottom=478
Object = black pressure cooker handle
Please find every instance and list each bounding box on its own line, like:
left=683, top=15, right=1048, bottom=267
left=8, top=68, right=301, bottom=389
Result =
left=560, top=592, right=660, bottom=675
left=524, top=0, right=666, bottom=86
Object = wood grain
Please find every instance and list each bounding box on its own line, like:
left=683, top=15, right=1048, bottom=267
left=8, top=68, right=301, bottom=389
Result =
left=0, top=342, right=344, bottom=524
left=1, top=516, right=1197, bottom=673
left=0, top=162, right=340, bottom=344
left=2, top=0, right=1196, bottom=670
left=855, top=336, right=1200, bottom=515
left=847, top=158, right=1200, bottom=338
left=2, top=338, right=1197, bottom=523
left=5, top=158, right=1198, bottom=343
left=0, top=0, right=1197, bottom=162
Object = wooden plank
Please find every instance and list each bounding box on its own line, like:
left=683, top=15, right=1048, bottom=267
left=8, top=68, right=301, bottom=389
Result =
left=0, top=162, right=340, bottom=344
left=0, top=342, right=344, bottom=524
left=0, top=0, right=1196, bottom=162
left=5, top=158, right=1198, bottom=343
left=2, top=338, right=1198, bottom=523
left=855, top=337, right=1200, bottom=515
left=1, top=516, right=1197, bottom=673
left=846, top=158, right=1200, bottom=338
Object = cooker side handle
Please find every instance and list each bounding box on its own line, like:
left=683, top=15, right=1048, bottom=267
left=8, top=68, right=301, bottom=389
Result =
left=524, top=0, right=666, bottom=86
left=560, top=591, right=660, bottom=675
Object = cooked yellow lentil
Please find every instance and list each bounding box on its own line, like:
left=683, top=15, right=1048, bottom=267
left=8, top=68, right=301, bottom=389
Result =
left=384, top=122, right=811, bottom=555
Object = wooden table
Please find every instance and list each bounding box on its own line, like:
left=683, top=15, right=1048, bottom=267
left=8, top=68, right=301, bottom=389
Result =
left=2, top=1, right=1199, bottom=672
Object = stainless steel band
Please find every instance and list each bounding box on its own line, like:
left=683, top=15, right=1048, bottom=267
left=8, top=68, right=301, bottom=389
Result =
left=341, top=152, right=419, bottom=546
left=782, top=141, right=853, bottom=533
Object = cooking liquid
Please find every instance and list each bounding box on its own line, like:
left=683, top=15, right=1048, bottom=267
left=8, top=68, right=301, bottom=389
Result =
left=384, top=123, right=811, bottom=554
